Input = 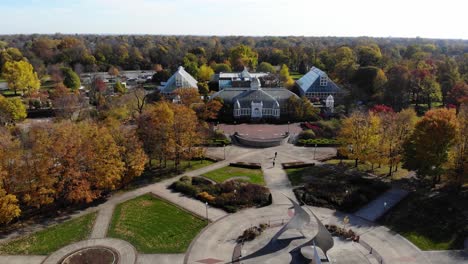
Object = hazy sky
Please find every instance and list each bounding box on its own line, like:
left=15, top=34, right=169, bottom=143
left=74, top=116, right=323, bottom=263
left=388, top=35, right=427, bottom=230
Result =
left=0, top=0, right=466, bottom=39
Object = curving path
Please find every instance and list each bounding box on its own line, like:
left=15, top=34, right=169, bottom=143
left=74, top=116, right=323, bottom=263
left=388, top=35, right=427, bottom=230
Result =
left=1, top=144, right=466, bottom=264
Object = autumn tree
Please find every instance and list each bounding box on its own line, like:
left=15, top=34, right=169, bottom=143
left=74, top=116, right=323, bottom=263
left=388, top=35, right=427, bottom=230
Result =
left=50, top=83, right=85, bottom=120
left=447, top=104, right=468, bottom=186
left=279, top=64, right=294, bottom=88
left=173, top=88, right=203, bottom=107
left=338, top=111, right=381, bottom=167
left=230, top=45, right=258, bottom=71
left=137, top=102, right=175, bottom=167
left=105, top=120, right=148, bottom=186
left=171, top=104, right=200, bottom=170
left=0, top=95, right=27, bottom=125
left=403, top=108, right=458, bottom=184
left=2, top=60, right=40, bottom=95
left=410, top=60, right=442, bottom=110
left=193, top=98, right=223, bottom=121
left=198, top=64, right=214, bottom=82
left=0, top=129, right=21, bottom=223
left=373, top=108, right=417, bottom=176
left=108, top=65, right=119, bottom=77
left=446, top=82, right=468, bottom=109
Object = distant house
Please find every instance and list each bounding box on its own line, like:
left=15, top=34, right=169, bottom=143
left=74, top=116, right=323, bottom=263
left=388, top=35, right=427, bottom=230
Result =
left=296, top=67, right=343, bottom=101
left=160, top=66, right=198, bottom=94
left=211, top=76, right=298, bottom=120
left=215, top=67, right=269, bottom=89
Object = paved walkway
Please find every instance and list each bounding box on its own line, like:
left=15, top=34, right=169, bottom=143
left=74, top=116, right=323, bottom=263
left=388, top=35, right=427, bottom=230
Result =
left=355, top=188, right=409, bottom=221
left=0, top=144, right=465, bottom=264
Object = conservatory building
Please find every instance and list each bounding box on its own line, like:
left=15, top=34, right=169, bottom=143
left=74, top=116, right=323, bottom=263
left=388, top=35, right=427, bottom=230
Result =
left=210, top=77, right=298, bottom=120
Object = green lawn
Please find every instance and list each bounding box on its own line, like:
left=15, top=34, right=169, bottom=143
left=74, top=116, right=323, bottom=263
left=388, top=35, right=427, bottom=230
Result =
left=202, top=166, right=264, bottom=185
left=381, top=191, right=468, bottom=250
left=325, top=159, right=410, bottom=179
left=0, top=89, right=17, bottom=97
left=108, top=194, right=207, bottom=253
left=0, top=212, right=97, bottom=255
left=290, top=72, right=304, bottom=80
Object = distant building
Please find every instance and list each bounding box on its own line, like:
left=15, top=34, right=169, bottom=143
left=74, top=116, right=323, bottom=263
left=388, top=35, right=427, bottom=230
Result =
left=296, top=67, right=343, bottom=101
left=215, top=67, right=269, bottom=89
left=160, top=66, right=198, bottom=94
left=211, top=76, right=298, bottom=120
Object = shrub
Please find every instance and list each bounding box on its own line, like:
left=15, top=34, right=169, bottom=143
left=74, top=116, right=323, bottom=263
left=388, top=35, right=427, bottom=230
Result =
left=197, top=192, right=216, bottom=203
left=298, top=129, right=316, bottom=140
left=192, top=177, right=213, bottom=186
left=170, top=181, right=199, bottom=197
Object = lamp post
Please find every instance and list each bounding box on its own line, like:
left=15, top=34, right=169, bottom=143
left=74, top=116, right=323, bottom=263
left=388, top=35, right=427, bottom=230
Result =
left=205, top=202, right=209, bottom=221
left=313, top=144, right=317, bottom=160
left=287, top=121, right=290, bottom=134
left=223, top=144, right=226, bottom=160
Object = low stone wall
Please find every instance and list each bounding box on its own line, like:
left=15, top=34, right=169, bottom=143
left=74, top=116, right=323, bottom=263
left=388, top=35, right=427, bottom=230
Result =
left=232, top=132, right=289, bottom=148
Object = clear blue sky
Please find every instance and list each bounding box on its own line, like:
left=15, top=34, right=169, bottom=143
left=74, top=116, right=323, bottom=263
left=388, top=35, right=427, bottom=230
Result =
left=0, top=0, right=466, bottom=39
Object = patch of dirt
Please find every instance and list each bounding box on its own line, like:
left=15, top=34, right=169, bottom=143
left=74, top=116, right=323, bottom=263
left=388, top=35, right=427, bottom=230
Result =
left=62, top=247, right=118, bottom=264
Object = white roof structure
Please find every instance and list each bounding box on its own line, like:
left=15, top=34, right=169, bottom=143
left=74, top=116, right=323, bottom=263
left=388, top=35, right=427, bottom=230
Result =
left=218, top=67, right=268, bottom=80
left=161, top=66, right=198, bottom=94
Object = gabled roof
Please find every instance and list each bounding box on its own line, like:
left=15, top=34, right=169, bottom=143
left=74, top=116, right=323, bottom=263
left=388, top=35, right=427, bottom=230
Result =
left=161, top=66, right=198, bottom=93
left=296, top=67, right=342, bottom=94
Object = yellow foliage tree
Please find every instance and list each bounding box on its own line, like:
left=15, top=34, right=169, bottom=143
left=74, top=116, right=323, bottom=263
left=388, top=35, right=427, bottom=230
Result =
left=2, top=60, right=40, bottom=95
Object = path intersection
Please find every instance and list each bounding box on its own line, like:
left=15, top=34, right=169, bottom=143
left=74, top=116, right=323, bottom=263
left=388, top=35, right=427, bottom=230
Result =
left=0, top=144, right=466, bottom=264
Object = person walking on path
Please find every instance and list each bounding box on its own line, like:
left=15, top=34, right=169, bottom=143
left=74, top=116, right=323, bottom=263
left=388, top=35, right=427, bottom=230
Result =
left=272, top=160, right=275, bottom=167
left=274, top=152, right=278, bottom=158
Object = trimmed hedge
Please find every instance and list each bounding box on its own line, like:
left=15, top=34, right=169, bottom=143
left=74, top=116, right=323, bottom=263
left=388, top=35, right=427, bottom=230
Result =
left=229, top=162, right=262, bottom=169
left=282, top=162, right=315, bottom=169
left=296, top=138, right=340, bottom=147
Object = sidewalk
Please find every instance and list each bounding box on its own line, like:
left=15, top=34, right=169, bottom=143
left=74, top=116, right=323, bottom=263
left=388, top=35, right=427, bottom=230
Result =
left=354, top=188, right=409, bottom=222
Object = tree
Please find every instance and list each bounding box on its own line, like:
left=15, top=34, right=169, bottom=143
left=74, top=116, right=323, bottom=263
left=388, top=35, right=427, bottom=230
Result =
left=279, top=64, right=294, bottom=88
left=137, top=102, right=175, bottom=167
left=0, top=47, right=24, bottom=70
left=437, top=57, right=460, bottom=104
left=61, top=67, right=81, bottom=90
left=198, top=82, right=209, bottom=95
left=230, top=45, right=258, bottom=71
left=183, top=53, right=200, bottom=78
left=383, top=65, right=411, bottom=111
left=338, top=111, right=381, bottom=167
left=50, top=83, right=84, bottom=120
left=357, top=45, right=382, bottom=66
left=2, top=60, right=40, bottom=95
left=373, top=108, right=417, bottom=176
left=448, top=103, right=468, bottom=187
left=0, top=188, right=20, bottom=224
left=114, top=82, right=127, bottom=94
left=0, top=129, right=21, bottom=223
left=198, top=64, right=214, bottom=82
left=403, top=108, right=458, bottom=183
left=194, top=98, right=223, bottom=120
left=173, top=88, right=202, bottom=107
left=151, top=69, right=171, bottom=84
left=351, top=66, right=387, bottom=102
left=106, top=120, right=148, bottom=186
left=211, top=63, right=232, bottom=73
left=0, top=95, right=27, bottom=125
left=446, top=82, right=468, bottom=109
left=410, top=60, right=442, bottom=110
left=171, top=104, right=200, bottom=170
left=108, top=66, right=119, bottom=77
left=257, top=62, right=276, bottom=73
